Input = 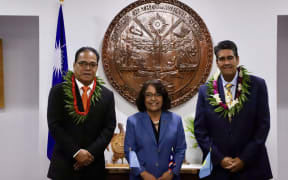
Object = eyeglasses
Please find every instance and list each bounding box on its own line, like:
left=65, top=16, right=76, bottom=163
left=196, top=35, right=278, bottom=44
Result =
left=145, top=92, right=162, bottom=98
left=77, top=61, right=98, bottom=68
left=217, top=55, right=235, bottom=62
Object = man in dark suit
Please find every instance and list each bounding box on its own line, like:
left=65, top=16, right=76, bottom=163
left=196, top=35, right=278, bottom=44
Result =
left=47, top=47, right=116, bottom=180
left=194, top=40, right=272, bottom=180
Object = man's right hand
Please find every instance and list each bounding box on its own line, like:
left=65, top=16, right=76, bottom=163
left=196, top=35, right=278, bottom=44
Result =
left=74, top=149, right=94, bottom=170
left=220, top=156, right=233, bottom=169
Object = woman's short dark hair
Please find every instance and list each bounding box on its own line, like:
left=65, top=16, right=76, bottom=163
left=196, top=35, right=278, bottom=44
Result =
left=214, top=40, right=238, bottom=59
left=74, top=46, right=100, bottom=63
left=136, top=79, right=171, bottom=112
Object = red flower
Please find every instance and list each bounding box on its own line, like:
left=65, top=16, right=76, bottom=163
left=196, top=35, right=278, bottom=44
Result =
left=238, top=77, right=243, bottom=84
left=72, top=74, right=97, bottom=116
left=213, top=80, right=217, bottom=89
left=236, top=91, right=241, bottom=98
left=219, top=102, right=228, bottom=109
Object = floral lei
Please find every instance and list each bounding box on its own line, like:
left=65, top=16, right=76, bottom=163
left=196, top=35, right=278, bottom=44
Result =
left=207, top=66, right=251, bottom=119
left=63, top=70, right=104, bottom=124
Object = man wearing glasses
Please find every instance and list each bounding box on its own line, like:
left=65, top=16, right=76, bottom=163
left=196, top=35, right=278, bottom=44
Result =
left=47, top=47, right=116, bottom=180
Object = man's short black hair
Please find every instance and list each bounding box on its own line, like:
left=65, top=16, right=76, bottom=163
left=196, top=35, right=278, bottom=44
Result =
left=214, top=40, right=238, bottom=59
left=136, top=79, right=171, bottom=112
left=74, top=47, right=100, bottom=63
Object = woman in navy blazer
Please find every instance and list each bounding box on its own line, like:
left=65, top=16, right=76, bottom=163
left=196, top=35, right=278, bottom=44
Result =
left=124, top=80, right=186, bottom=180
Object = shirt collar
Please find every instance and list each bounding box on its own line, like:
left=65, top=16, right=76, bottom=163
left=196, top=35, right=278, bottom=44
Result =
left=75, top=78, right=94, bottom=90
left=221, top=70, right=238, bottom=87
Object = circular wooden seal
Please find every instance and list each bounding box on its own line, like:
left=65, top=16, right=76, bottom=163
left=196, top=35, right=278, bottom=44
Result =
left=102, top=0, right=213, bottom=107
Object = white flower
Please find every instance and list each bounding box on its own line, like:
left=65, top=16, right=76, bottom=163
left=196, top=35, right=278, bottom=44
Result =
left=227, top=103, right=231, bottom=109
left=213, top=94, right=221, bottom=104
left=230, top=99, right=239, bottom=108
left=238, top=84, right=242, bottom=91
left=225, top=96, right=240, bottom=109
left=224, top=91, right=231, bottom=103
left=239, top=69, right=243, bottom=77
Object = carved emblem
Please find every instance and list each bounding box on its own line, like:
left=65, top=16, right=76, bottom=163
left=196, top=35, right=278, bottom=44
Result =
left=102, top=0, right=213, bottom=107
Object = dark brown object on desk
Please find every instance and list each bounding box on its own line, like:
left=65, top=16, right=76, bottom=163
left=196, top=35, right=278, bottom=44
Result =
left=110, top=123, right=126, bottom=163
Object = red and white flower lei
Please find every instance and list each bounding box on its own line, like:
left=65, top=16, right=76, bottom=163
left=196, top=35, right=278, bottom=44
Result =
left=207, top=66, right=250, bottom=119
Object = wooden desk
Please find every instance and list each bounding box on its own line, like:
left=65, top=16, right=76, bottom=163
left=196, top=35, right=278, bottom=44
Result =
left=106, top=164, right=201, bottom=180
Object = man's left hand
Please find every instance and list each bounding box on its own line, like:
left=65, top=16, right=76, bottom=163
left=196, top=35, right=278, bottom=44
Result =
left=157, top=171, right=174, bottom=180
left=73, top=149, right=94, bottom=170
left=229, top=157, right=244, bottom=173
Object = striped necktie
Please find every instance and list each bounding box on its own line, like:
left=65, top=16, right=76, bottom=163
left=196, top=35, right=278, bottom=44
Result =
left=225, top=83, right=233, bottom=106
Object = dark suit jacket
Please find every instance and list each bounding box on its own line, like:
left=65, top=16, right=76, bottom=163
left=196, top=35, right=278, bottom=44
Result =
left=47, top=82, right=116, bottom=180
left=124, top=111, right=186, bottom=180
left=194, top=75, right=272, bottom=180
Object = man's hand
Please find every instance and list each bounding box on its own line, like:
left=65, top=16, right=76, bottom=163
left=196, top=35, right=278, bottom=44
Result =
left=73, top=149, right=94, bottom=170
left=229, top=157, right=244, bottom=172
left=221, top=157, right=244, bottom=173
left=157, top=171, right=174, bottom=180
left=140, top=171, right=157, bottom=180
left=220, top=156, right=233, bottom=169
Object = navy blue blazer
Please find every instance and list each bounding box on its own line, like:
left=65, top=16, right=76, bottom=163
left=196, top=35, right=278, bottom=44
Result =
left=194, top=75, right=272, bottom=180
left=124, top=111, right=186, bottom=180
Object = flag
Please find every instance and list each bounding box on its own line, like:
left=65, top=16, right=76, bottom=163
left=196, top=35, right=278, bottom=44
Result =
left=129, top=150, right=140, bottom=168
left=199, top=151, right=213, bottom=179
left=47, top=3, right=68, bottom=160
left=168, top=148, right=176, bottom=173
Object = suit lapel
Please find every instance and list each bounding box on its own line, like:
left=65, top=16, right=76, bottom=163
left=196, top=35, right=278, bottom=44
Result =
left=141, top=112, right=157, bottom=145
left=218, top=77, right=226, bottom=104
left=159, top=112, right=168, bottom=145
left=75, top=83, right=85, bottom=112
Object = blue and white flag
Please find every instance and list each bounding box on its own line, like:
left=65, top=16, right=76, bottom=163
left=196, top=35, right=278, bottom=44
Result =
left=199, top=151, right=213, bottom=179
left=47, top=3, right=68, bottom=160
left=129, top=150, right=140, bottom=168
